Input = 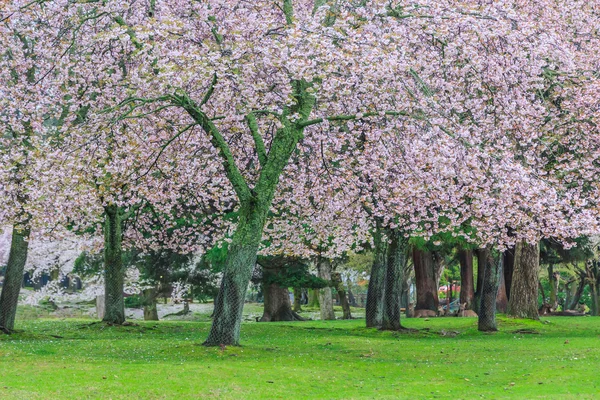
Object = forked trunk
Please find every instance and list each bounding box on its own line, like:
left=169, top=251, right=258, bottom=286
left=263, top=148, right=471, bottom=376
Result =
left=478, top=248, right=503, bottom=332
left=381, top=230, right=406, bottom=331
left=103, top=205, right=125, bottom=325
left=458, top=249, right=474, bottom=310
left=317, top=258, right=335, bottom=320
left=0, top=226, right=30, bottom=332
left=366, top=220, right=387, bottom=327
left=507, top=241, right=540, bottom=319
left=413, top=248, right=439, bottom=312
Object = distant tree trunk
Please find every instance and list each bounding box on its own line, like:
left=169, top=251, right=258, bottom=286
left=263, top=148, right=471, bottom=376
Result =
left=293, top=287, right=302, bottom=312
left=413, top=248, right=439, bottom=311
left=474, top=249, right=485, bottom=310
left=503, top=247, right=515, bottom=300
left=0, top=226, right=30, bottom=333
left=381, top=230, right=406, bottom=331
left=332, top=272, right=352, bottom=320
left=260, top=283, right=304, bottom=321
left=307, top=289, right=320, bottom=308
left=548, top=264, right=559, bottom=310
left=496, top=273, right=508, bottom=313
left=366, top=220, right=387, bottom=327
left=102, top=205, right=125, bottom=325
left=507, top=242, right=540, bottom=319
left=143, top=287, right=159, bottom=321
left=587, top=262, right=600, bottom=316
left=458, top=249, right=474, bottom=310
left=478, top=248, right=503, bottom=332
left=317, top=258, right=335, bottom=320
left=569, top=269, right=586, bottom=310
left=348, top=287, right=358, bottom=307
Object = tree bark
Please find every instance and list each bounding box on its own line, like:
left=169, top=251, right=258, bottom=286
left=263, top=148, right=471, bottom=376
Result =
left=102, top=205, right=125, bottom=325
left=381, top=230, right=406, bottom=331
left=569, top=269, right=586, bottom=310
left=143, top=287, right=159, bottom=321
left=474, top=249, right=485, bottom=311
left=478, top=248, right=503, bottom=332
left=317, top=258, right=336, bottom=320
left=293, top=287, right=302, bottom=312
left=413, top=248, right=439, bottom=311
left=496, top=273, right=508, bottom=313
left=458, top=249, right=474, bottom=310
left=548, top=264, right=559, bottom=310
left=260, top=283, right=304, bottom=321
left=332, top=272, right=352, bottom=320
left=307, top=288, right=320, bottom=307
left=0, top=226, right=30, bottom=332
left=366, top=220, right=387, bottom=327
left=507, top=241, right=540, bottom=319
left=503, top=247, right=515, bottom=300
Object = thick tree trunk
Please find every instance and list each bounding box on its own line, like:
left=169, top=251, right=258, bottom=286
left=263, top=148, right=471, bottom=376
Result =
left=332, top=272, right=352, bottom=319
left=204, top=203, right=266, bottom=346
left=260, top=283, right=304, bottom=321
left=474, top=249, right=485, bottom=310
left=381, top=230, right=406, bottom=331
left=143, top=287, right=159, bottom=321
left=102, top=205, right=125, bottom=325
left=413, top=248, right=439, bottom=311
left=458, top=249, right=475, bottom=310
left=496, top=273, right=508, bottom=313
left=478, top=248, right=503, bottom=332
left=293, top=287, right=302, bottom=312
left=507, top=242, right=540, bottom=319
left=0, top=226, right=30, bottom=332
left=317, top=258, right=336, bottom=320
left=366, top=220, right=387, bottom=327
left=503, top=247, right=515, bottom=300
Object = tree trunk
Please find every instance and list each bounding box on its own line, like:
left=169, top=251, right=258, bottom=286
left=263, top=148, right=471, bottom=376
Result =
left=348, top=287, right=358, bottom=307
left=507, top=241, right=540, bottom=319
left=381, top=230, right=406, bottom=331
left=503, top=247, right=515, bottom=300
left=569, top=270, right=586, bottom=310
left=496, top=273, right=508, bottom=313
left=0, top=226, right=30, bottom=332
left=317, top=258, right=335, bottom=320
left=307, top=288, right=320, bottom=308
left=458, top=249, right=474, bottom=310
left=548, top=264, right=559, bottom=310
left=332, top=272, right=352, bottom=320
left=413, top=248, right=439, bottom=311
left=260, top=283, right=304, bottom=321
left=293, top=287, right=302, bottom=312
left=366, top=220, right=387, bottom=327
left=143, top=288, right=159, bottom=321
left=102, top=205, right=125, bottom=325
left=474, top=249, right=485, bottom=311
left=478, top=248, right=503, bottom=332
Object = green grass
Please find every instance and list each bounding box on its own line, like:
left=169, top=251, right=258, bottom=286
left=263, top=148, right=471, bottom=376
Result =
left=1, top=315, right=599, bottom=399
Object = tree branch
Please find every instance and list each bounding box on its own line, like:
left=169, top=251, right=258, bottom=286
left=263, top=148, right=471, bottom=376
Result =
left=298, top=110, right=409, bottom=128
left=246, top=113, right=268, bottom=167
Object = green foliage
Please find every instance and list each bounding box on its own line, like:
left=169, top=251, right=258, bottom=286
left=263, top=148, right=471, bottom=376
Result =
left=262, top=261, right=328, bottom=289
left=124, top=295, right=144, bottom=309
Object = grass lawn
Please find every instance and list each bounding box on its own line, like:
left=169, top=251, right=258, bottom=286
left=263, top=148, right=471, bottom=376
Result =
left=0, top=315, right=599, bottom=399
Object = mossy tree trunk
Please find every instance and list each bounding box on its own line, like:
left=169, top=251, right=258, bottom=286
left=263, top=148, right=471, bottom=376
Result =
left=103, top=205, right=125, bottom=325
left=478, top=248, right=503, bottom=332
left=548, top=264, right=560, bottom=310
left=0, top=226, right=30, bottom=333
left=381, top=230, right=406, bottom=331
left=507, top=242, right=540, bottom=319
left=307, top=288, right=320, bottom=308
left=366, top=219, right=387, bottom=327
left=458, top=249, right=474, bottom=310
